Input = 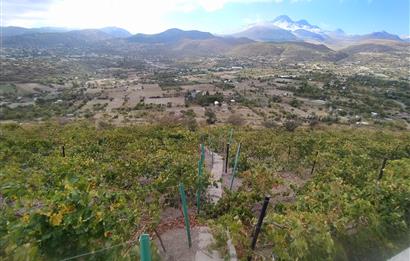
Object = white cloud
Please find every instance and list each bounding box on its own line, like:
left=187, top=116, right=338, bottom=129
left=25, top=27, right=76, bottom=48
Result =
left=2, top=0, right=305, bottom=33
left=194, top=0, right=282, bottom=12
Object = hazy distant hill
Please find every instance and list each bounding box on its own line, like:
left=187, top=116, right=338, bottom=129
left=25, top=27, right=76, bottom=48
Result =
left=128, top=28, right=215, bottom=44
left=342, top=43, right=396, bottom=54
left=340, top=41, right=409, bottom=55
left=2, top=15, right=405, bottom=51
left=232, top=25, right=299, bottom=42
left=100, top=27, right=132, bottom=38
left=0, top=26, right=69, bottom=37
left=2, top=16, right=406, bottom=52
left=1, top=26, right=131, bottom=39
left=2, top=29, right=113, bottom=48
left=228, top=41, right=348, bottom=62
left=171, top=37, right=253, bottom=56
left=1, top=24, right=407, bottom=62
left=357, top=31, right=403, bottom=42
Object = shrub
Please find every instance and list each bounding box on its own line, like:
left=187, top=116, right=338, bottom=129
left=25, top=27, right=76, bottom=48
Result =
left=227, top=113, right=245, bottom=126
left=283, top=119, right=300, bottom=132
left=205, top=108, right=217, bottom=124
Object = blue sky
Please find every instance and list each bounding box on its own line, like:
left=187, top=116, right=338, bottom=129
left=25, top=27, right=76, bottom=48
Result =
left=169, top=0, right=410, bottom=35
left=2, top=0, right=409, bottom=35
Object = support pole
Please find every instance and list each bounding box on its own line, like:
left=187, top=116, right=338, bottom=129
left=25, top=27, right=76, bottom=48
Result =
left=154, top=228, right=166, bottom=253
left=197, top=143, right=205, bottom=214
left=225, top=128, right=233, bottom=174
left=230, top=143, right=241, bottom=190
left=139, top=234, right=152, bottom=261
left=228, top=129, right=234, bottom=145
left=61, top=145, right=65, bottom=157
left=196, top=159, right=203, bottom=214
left=378, top=158, right=388, bottom=180
left=310, top=151, right=319, bottom=176
left=179, top=183, right=192, bottom=248
left=378, top=145, right=400, bottom=181
left=248, top=196, right=270, bottom=261
left=200, top=143, right=205, bottom=163
left=225, top=143, right=230, bottom=174
left=211, top=151, right=214, bottom=167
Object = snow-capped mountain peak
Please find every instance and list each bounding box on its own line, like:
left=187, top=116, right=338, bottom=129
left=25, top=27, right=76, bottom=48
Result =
left=272, top=15, right=293, bottom=23
left=296, top=19, right=310, bottom=26
left=234, top=15, right=404, bottom=44
left=271, top=15, right=323, bottom=34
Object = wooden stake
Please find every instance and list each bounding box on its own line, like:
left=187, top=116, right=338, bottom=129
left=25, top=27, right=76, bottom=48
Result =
left=378, top=145, right=401, bottom=181
left=225, top=143, right=230, bottom=174
left=230, top=143, right=241, bottom=190
left=154, top=228, right=166, bottom=253
left=248, top=196, right=270, bottom=261
left=378, top=158, right=388, bottom=180
left=310, top=151, right=319, bottom=176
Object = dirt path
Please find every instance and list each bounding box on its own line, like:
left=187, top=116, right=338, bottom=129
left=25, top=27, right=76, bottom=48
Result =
left=155, top=148, right=237, bottom=260
left=156, top=226, right=222, bottom=261
left=205, top=148, right=224, bottom=203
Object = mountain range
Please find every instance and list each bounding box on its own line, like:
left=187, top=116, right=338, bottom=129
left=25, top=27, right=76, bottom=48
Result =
left=1, top=26, right=132, bottom=38
left=231, top=15, right=407, bottom=45
left=1, top=15, right=407, bottom=61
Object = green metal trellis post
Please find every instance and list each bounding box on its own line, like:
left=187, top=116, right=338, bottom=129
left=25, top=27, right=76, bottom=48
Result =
left=197, top=143, right=205, bottom=214
left=225, top=143, right=230, bottom=174
left=230, top=143, right=241, bottom=190
left=225, top=129, right=234, bottom=174
left=196, top=159, right=203, bottom=214
left=200, top=143, right=205, bottom=163
left=208, top=136, right=214, bottom=166
left=139, top=234, right=152, bottom=261
left=228, top=128, right=234, bottom=145
left=179, top=183, right=192, bottom=248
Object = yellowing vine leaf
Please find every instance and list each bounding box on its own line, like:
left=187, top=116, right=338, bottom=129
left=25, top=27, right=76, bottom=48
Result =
left=50, top=212, right=63, bottom=226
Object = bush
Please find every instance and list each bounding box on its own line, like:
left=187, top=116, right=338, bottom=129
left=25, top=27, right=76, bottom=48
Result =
left=205, top=108, right=217, bottom=124
left=182, top=109, right=198, bottom=131
left=283, top=119, right=300, bottom=132
left=289, top=98, right=303, bottom=108
left=227, top=113, right=245, bottom=126
left=263, top=119, right=278, bottom=128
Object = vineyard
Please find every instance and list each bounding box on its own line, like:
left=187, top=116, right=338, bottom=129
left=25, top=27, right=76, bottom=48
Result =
left=1, top=122, right=409, bottom=260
